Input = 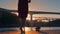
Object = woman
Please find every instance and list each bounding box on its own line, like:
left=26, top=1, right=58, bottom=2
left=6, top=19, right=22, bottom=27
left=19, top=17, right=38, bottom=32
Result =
left=18, top=0, right=31, bottom=34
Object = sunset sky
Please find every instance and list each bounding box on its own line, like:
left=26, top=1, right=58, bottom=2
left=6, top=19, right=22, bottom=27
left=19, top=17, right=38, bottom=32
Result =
left=0, top=0, right=60, bottom=11
left=0, top=0, right=60, bottom=18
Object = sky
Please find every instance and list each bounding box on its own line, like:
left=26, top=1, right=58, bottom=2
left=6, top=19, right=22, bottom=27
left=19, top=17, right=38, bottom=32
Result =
left=0, top=0, right=60, bottom=18
left=0, top=0, right=18, bottom=10
left=29, top=0, right=60, bottom=12
left=0, top=0, right=60, bottom=11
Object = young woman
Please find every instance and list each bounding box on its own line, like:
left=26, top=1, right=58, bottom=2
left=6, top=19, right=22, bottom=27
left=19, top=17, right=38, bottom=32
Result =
left=18, top=0, right=31, bottom=34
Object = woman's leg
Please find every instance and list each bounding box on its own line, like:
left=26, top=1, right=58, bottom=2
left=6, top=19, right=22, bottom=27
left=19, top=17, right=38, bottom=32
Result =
left=20, top=18, right=26, bottom=34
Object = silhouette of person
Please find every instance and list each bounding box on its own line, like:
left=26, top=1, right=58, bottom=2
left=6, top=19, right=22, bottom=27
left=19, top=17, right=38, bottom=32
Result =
left=36, top=26, right=40, bottom=32
left=35, top=23, right=48, bottom=34
left=36, top=23, right=41, bottom=32
left=18, top=0, right=31, bottom=34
